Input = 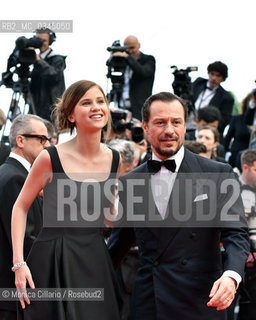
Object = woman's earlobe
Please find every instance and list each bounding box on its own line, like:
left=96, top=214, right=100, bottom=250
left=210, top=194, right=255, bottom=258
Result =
left=68, top=115, right=75, bottom=123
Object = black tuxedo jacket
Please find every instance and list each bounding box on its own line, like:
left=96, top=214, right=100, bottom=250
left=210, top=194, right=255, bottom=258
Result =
left=127, top=52, right=155, bottom=121
left=108, top=149, right=249, bottom=320
left=193, top=77, right=234, bottom=135
left=224, top=114, right=250, bottom=168
left=0, top=157, right=42, bottom=311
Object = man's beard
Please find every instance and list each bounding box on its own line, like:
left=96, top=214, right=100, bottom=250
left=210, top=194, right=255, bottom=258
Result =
left=154, top=144, right=181, bottom=158
left=153, top=134, right=182, bottom=158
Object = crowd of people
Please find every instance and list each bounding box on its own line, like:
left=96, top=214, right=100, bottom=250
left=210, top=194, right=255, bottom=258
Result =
left=0, top=31, right=255, bottom=320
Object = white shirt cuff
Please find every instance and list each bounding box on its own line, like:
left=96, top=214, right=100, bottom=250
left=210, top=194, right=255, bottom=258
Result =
left=222, top=270, right=241, bottom=289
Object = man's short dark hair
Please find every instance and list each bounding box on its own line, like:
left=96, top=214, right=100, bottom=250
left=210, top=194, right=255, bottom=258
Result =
left=198, top=125, right=220, bottom=143
left=141, top=92, right=188, bottom=123
left=35, top=27, right=56, bottom=45
left=184, top=140, right=207, bottom=154
left=197, top=105, right=221, bottom=123
left=207, top=61, right=228, bottom=80
left=241, top=150, right=256, bottom=167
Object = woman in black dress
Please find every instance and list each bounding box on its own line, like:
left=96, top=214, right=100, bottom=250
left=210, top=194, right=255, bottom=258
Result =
left=11, top=80, right=122, bottom=319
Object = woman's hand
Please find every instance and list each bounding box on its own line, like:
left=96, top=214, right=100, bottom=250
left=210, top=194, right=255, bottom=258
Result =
left=14, top=265, right=35, bottom=309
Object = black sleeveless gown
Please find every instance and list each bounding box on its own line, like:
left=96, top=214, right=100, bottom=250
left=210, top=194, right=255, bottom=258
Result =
left=18, top=146, right=122, bottom=320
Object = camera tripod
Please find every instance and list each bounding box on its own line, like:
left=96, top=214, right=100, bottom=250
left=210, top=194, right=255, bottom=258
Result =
left=1, top=78, right=37, bottom=144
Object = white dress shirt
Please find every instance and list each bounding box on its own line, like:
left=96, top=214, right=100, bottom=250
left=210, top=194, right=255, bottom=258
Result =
left=151, top=146, right=184, bottom=219
left=9, top=152, right=31, bottom=172
left=194, top=81, right=218, bottom=110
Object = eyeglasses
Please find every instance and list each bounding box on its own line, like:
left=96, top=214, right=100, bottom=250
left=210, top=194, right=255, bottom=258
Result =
left=21, top=134, right=51, bottom=146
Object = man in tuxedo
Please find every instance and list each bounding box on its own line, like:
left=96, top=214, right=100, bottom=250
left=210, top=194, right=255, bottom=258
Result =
left=108, top=92, right=249, bottom=320
left=193, top=61, right=234, bottom=137
left=112, top=35, right=155, bottom=121
left=0, top=114, right=50, bottom=320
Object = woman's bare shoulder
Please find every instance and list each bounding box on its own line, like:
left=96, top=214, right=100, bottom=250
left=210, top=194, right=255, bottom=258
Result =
left=31, top=149, right=52, bottom=176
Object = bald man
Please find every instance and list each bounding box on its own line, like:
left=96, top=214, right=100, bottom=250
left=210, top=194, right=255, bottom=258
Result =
left=113, top=35, right=155, bottom=121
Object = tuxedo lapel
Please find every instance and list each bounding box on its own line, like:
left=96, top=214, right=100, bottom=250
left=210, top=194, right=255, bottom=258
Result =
left=5, top=157, right=28, bottom=177
left=133, top=161, right=163, bottom=239
left=210, top=86, right=223, bottom=106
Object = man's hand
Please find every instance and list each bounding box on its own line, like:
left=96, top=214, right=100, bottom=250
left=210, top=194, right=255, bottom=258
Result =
left=207, top=276, right=236, bottom=311
left=112, top=51, right=129, bottom=58
left=27, top=47, right=40, bottom=61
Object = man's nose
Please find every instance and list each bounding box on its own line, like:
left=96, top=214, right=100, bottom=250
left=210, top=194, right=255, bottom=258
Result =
left=164, top=122, right=175, bottom=134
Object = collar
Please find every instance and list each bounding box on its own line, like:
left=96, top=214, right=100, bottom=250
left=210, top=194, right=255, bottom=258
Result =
left=206, top=80, right=218, bottom=92
left=239, top=176, right=245, bottom=185
left=9, top=152, right=31, bottom=172
left=152, top=145, right=184, bottom=173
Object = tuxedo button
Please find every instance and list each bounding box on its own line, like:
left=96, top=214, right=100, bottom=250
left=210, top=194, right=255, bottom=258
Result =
left=181, top=259, right=188, bottom=265
left=153, top=261, right=159, bottom=267
left=190, top=232, right=196, bottom=239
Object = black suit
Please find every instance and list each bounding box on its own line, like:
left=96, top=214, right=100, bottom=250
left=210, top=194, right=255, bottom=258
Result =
left=0, top=157, right=42, bottom=313
left=193, top=77, right=234, bottom=135
left=108, top=148, right=249, bottom=320
left=223, top=114, right=250, bottom=168
left=126, top=52, right=155, bottom=121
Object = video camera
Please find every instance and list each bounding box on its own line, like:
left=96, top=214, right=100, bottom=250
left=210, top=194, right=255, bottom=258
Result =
left=15, top=36, right=43, bottom=63
left=110, top=109, right=133, bottom=134
left=109, top=109, right=144, bottom=143
left=107, top=40, right=131, bottom=53
left=171, top=65, right=198, bottom=114
left=1, top=36, right=43, bottom=88
left=106, top=40, right=131, bottom=106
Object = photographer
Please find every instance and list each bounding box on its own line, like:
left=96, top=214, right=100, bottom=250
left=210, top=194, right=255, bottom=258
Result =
left=193, top=61, right=234, bottom=138
left=112, top=35, right=155, bottom=121
left=29, top=28, right=66, bottom=121
left=238, top=149, right=256, bottom=320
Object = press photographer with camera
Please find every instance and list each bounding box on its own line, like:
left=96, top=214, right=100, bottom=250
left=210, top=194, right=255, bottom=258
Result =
left=111, top=35, right=155, bottom=121
left=3, top=28, right=66, bottom=123
left=193, top=61, right=234, bottom=139
left=29, top=28, right=66, bottom=121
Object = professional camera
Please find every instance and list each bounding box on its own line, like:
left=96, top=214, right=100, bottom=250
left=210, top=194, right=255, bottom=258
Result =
left=171, top=65, right=198, bottom=114
left=15, top=36, right=44, bottom=63
left=107, top=40, right=131, bottom=54
left=106, top=40, right=131, bottom=106
left=110, top=109, right=133, bottom=134
left=1, top=36, right=43, bottom=88
left=131, top=126, right=144, bottom=144
left=110, top=109, right=145, bottom=144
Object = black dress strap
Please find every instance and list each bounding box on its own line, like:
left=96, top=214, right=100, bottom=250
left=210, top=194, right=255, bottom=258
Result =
left=46, top=146, right=119, bottom=174
left=110, top=148, right=120, bottom=173
left=45, top=146, right=64, bottom=173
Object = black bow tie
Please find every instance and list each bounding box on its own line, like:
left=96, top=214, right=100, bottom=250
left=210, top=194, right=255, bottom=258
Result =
left=206, top=86, right=217, bottom=91
left=147, top=159, right=176, bottom=175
